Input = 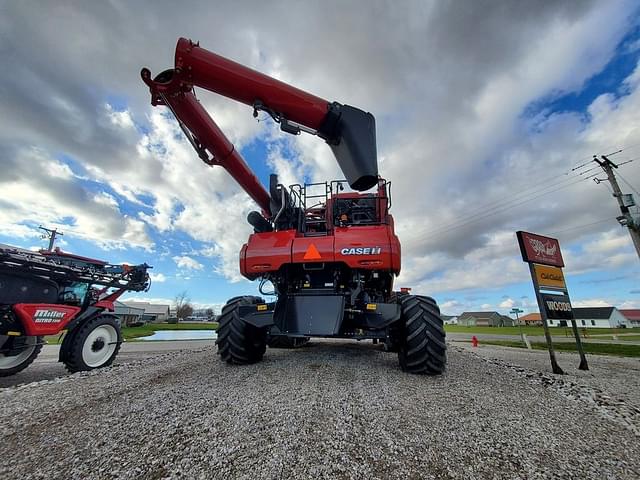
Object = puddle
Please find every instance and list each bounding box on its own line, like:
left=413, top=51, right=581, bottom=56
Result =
left=138, top=330, right=217, bottom=341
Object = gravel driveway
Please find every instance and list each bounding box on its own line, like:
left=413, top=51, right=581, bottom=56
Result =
left=1, top=340, right=638, bottom=479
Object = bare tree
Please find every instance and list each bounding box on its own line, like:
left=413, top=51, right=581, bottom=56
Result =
left=174, top=291, right=194, bottom=322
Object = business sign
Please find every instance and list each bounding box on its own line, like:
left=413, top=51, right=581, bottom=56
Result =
left=541, top=293, right=574, bottom=320
left=533, top=264, right=566, bottom=289
left=516, top=231, right=564, bottom=267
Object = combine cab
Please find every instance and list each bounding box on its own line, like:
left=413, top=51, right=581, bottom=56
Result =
left=0, top=244, right=150, bottom=376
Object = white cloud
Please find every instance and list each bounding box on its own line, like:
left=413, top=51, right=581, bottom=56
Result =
left=499, top=298, right=516, bottom=309
left=172, top=255, right=204, bottom=271
left=149, top=272, right=167, bottom=282
left=572, top=298, right=613, bottom=307
left=0, top=148, right=153, bottom=250
left=0, top=0, right=639, bottom=305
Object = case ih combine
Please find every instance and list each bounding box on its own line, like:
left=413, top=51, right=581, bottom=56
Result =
left=0, top=244, right=150, bottom=376
left=142, top=38, right=445, bottom=374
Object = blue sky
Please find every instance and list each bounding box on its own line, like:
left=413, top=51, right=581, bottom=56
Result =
left=0, top=1, right=639, bottom=315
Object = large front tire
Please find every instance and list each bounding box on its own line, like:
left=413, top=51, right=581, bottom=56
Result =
left=62, top=315, right=122, bottom=373
left=397, top=295, right=446, bottom=375
left=217, top=296, right=267, bottom=365
left=0, top=336, right=43, bottom=377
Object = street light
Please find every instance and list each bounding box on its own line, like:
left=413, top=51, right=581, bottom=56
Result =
left=511, top=308, right=525, bottom=346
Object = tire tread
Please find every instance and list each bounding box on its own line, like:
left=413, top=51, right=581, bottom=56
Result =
left=397, top=295, right=447, bottom=375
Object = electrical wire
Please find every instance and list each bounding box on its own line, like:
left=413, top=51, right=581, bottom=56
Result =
left=409, top=146, right=638, bottom=243
left=617, top=172, right=640, bottom=197
left=409, top=166, right=590, bottom=240
left=416, top=176, right=592, bottom=242
left=547, top=218, right=615, bottom=236
left=414, top=171, right=593, bottom=240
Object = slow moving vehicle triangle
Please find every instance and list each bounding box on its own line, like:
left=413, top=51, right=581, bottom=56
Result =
left=303, top=244, right=322, bottom=260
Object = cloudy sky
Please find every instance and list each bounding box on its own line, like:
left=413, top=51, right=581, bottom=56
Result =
left=1, top=1, right=639, bottom=315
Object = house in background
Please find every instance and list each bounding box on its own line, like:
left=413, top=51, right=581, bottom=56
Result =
left=457, top=311, right=514, bottom=327
left=519, top=313, right=542, bottom=326
left=122, top=302, right=170, bottom=323
left=546, top=307, right=630, bottom=329
left=620, top=310, right=640, bottom=327
left=114, top=301, right=145, bottom=327
left=442, top=315, right=458, bottom=325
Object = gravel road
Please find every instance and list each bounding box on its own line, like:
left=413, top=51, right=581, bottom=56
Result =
left=0, top=340, right=213, bottom=388
left=1, top=340, right=639, bottom=480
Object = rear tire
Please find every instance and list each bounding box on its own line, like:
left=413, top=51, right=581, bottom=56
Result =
left=397, top=295, right=446, bottom=375
left=217, top=296, right=267, bottom=365
left=62, top=315, right=122, bottom=373
left=0, top=336, right=43, bottom=377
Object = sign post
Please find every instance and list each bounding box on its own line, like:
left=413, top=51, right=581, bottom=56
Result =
left=516, top=231, right=588, bottom=373
left=529, top=263, right=564, bottom=374
left=510, top=307, right=526, bottom=347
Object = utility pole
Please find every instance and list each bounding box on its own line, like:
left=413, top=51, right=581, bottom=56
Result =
left=595, top=155, right=640, bottom=261
left=38, top=225, right=63, bottom=252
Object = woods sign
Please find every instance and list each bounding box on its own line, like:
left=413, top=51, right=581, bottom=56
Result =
left=516, top=230, right=588, bottom=372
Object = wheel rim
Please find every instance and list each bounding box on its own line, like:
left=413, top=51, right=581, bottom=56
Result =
left=82, top=325, right=118, bottom=368
left=0, top=336, right=37, bottom=370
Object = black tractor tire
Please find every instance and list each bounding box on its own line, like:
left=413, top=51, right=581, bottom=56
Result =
left=267, top=335, right=310, bottom=349
left=397, top=295, right=446, bottom=375
left=0, top=336, right=43, bottom=377
left=62, top=315, right=122, bottom=373
left=217, top=296, right=268, bottom=365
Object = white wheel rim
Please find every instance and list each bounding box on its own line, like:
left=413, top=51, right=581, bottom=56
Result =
left=82, top=325, right=118, bottom=368
left=0, top=336, right=37, bottom=370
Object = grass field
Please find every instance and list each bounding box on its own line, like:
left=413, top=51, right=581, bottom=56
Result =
left=45, top=322, right=219, bottom=344
left=444, top=325, right=634, bottom=337
left=478, top=339, right=640, bottom=358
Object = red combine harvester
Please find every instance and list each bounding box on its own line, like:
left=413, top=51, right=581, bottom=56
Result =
left=142, top=38, right=445, bottom=374
left=0, top=245, right=150, bottom=376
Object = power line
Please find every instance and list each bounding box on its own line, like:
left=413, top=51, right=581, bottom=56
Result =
left=440, top=165, right=588, bottom=222
left=569, top=143, right=640, bottom=170
left=426, top=152, right=639, bottom=239
left=547, top=217, right=614, bottom=236
left=438, top=149, right=638, bottom=228
left=606, top=142, right=640, bottom=157
left=412, top=167, right=592, bottom=239
left=616, top=171, right=640, bottom=197
left=417, top=176, right=591, bottom=242
left=578, top=165, right=600, bottom=176
left=410, top=147, right=638, bottom=243
left=617, top=159, right=637, bottom=167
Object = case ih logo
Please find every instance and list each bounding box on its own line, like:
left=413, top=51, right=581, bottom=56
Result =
left=340, top=246, right=382, bottom=255
left=33, top=309, right=66, bottom=323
